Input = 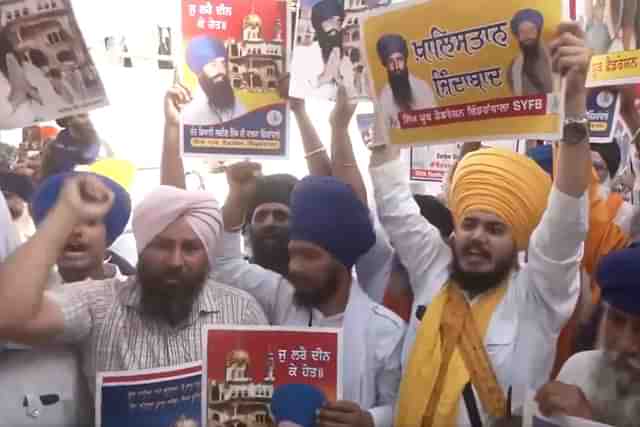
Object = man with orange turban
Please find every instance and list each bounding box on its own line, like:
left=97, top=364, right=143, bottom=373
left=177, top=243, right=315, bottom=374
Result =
left=369, top=22, right=592, bottom=427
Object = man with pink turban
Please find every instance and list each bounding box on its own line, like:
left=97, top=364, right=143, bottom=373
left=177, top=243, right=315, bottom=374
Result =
left=0, top=176, right=267, bottom=409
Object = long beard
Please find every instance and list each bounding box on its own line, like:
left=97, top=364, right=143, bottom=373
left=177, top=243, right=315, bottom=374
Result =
left=249, top=226, right=290, bottom=277
left=450, top=247, right=515, bottom=297
left=591, top=351, right=640, bottom=426
left=318, top=29, right=342, bottom=64
left=137, top=260, right=208, bottom=327
left=199, top=74, right=236, bottom=113
left=388, top=68, right=414, bottom=112
left=289, top=266, right=340, bottom=308
left=521, top=40, right=552, bottom=94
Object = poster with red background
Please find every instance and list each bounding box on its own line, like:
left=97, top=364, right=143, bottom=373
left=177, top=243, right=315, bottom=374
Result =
left=203, top=326, right=340, bottom=426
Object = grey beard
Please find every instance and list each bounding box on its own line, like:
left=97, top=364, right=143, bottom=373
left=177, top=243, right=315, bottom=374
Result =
left=590, top=351, right=640, bottom=426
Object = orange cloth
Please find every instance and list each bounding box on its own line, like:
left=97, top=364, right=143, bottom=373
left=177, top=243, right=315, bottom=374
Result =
left=551, top=169, right=629, bottom=378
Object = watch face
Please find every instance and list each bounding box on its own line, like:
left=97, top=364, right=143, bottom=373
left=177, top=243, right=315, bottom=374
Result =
left=564, top=122, right=589, bottom=144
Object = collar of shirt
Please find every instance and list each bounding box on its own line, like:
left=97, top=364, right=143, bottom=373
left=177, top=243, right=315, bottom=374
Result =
left=47, top=262, right=122, bottom=290
left=119, top=277, right=222, bottom=328
left=310, top=308, right=345, bottom=328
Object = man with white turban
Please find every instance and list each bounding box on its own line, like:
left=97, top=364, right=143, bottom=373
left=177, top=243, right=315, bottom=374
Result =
left=0, top=176, right=267, bottom=406
left=370, top=22, right=592, bottom=426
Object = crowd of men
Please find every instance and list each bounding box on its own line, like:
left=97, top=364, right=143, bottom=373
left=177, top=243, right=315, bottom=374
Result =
left=0, top=21, right=639, bottom=427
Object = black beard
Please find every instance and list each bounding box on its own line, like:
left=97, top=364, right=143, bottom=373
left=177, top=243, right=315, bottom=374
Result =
left=388, top=67, right=414, bottom=112
left=318, top=29, right=342, bottom=64
left=137, top=259, right=208, bottom=327
left=450, top=248, right=515, bottom=298
left=521, top=40, right=551, bottom=93
left=199, top=74, right=236, bottom=113
left=290, top=267, right=340, bottom=308
left=249, top=225, right=290, bottom=277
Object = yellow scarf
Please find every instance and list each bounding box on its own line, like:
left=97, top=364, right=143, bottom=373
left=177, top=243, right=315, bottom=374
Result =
left=394, top=282, right=508, bottom=427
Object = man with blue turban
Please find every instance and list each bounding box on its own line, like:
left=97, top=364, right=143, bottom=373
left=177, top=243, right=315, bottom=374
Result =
left=215, top=162, right=406, bottom=427
left=508, top=9, right=553, bottom=96
left=182, top=35, right=246, bottom=125
left=536, top=244, right=640, bottom=427
left=376, top=34, right=436, bottom=129
left=31, top=171, right=132, bottom=284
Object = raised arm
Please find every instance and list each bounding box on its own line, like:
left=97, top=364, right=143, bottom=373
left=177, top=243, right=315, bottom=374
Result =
left=160, top=84, right=192, bottom=189
left=368, top=109, right=451, bottom=299
left=279, top=74, right=332, bottom=176
left=217, top=161, right=292, bottom=324
left=0, top=175, right=114, bottom=341
left=330, top=84, right=367, bottom=204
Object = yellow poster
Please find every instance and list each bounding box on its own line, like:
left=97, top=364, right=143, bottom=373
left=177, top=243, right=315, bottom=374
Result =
left=361, top=0, right=566, bottom=146
left=587, top=50, right=640, bottom=87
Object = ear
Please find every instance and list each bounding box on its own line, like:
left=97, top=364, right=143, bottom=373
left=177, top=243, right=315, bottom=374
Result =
left=447, top=232, right=455, bottom=248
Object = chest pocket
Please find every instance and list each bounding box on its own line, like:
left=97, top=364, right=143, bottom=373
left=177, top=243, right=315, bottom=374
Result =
left=484, top=315, right=517, bottom=383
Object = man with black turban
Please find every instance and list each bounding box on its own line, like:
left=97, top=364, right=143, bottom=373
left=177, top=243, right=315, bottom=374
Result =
left=244, top=173, right=299, bottom=277
left=310, top=0, right=345, bottom=87
left=508, top=9, right=554, bottom=96
left=376, top=34, right=436, bottom=128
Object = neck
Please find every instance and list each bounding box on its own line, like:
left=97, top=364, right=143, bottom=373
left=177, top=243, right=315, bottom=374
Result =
left=316, top=273, right=352, bottom=317
left=59, top=263, right=106, bottom=284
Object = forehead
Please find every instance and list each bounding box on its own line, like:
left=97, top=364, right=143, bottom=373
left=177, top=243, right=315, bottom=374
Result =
left=518, top=21, right=538, bottom=33
left=254, top=202, right=290, bottom=215
left=459, top=210, right=508, bottom=226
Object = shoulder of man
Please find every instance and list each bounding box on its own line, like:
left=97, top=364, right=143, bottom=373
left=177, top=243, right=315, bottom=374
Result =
left=556, top=350, right=604, bottom=386
left=204, top=278, right=268, bottom=318
left=369, top=301, right=407, bottom=332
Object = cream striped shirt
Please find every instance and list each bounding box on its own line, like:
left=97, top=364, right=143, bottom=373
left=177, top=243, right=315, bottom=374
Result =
left=48, top=276, right=267, bottom=396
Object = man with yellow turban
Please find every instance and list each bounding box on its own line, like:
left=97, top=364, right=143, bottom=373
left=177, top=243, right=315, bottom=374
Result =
left=369, top=22, right=592, bottom=426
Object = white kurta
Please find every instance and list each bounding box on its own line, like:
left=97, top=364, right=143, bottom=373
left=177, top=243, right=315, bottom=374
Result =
left=370, top=157, right=587, bottom=425
left=182, top=87, right=247, bottom=125
left=0, top=263, right=122, bottom=426
left=379, top=73, right=437, bottom=129
left=213, top=231, right=406, bottom=427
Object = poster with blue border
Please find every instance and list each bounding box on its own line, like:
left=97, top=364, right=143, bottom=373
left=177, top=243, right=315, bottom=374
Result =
left=180, top=0, right=291, bottom=159
left=587, top=88, right=620, bottom=143
left=96, top=362, right=202, bottom=427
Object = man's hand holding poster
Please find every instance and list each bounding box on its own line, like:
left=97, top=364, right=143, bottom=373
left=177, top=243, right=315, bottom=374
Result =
left=180, top=0, right=290, bottom=159
left=361, top=0, right=566, bottom=147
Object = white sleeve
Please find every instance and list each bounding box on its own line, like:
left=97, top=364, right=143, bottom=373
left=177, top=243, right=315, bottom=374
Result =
left=355, top=217, right=394, bottom=304
left=0, top=193, right=19, bottom=261
left=212, top=231, right=294, bottom=325
left=370, top=156, right=452, bottom=302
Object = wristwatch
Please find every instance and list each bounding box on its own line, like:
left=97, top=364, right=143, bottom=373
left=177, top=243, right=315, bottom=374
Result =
left=563, top=116, right=589, bottom=145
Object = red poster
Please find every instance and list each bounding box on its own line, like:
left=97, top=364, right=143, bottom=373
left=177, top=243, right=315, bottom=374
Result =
left=204, top=326, right=341, bottom=426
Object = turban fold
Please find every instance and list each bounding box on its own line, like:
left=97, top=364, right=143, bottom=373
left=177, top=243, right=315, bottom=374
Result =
left=590, top=141, right=621, bottom=178
left=133, top=186, right=222, bottom=268
left=31, top=172, right=131, bottom=246
left=449, top=148, right=552, bottom=251
left=511, top=9, right=544, bottom=34
left=0, top=171, right=34, bottom=202
left=246, top=174, right=299, bottom=226
left=527, top=144, right=554, bottom=177
left=596, top=244, right=640, bottom=316
left=290, top=176, right=375, bottom=269
left=311, top=0, right=345, bottom=34
left=376, top=34, right=408, bottom=64
left=271, top=384, right=326, bottom=427
left=186, top=36, right=226, bottom=74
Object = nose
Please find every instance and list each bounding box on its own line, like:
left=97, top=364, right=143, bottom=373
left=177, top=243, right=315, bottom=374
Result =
left=262, top=212, right=276, bottom=227
left=167, top=248, right=184, bottom=269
